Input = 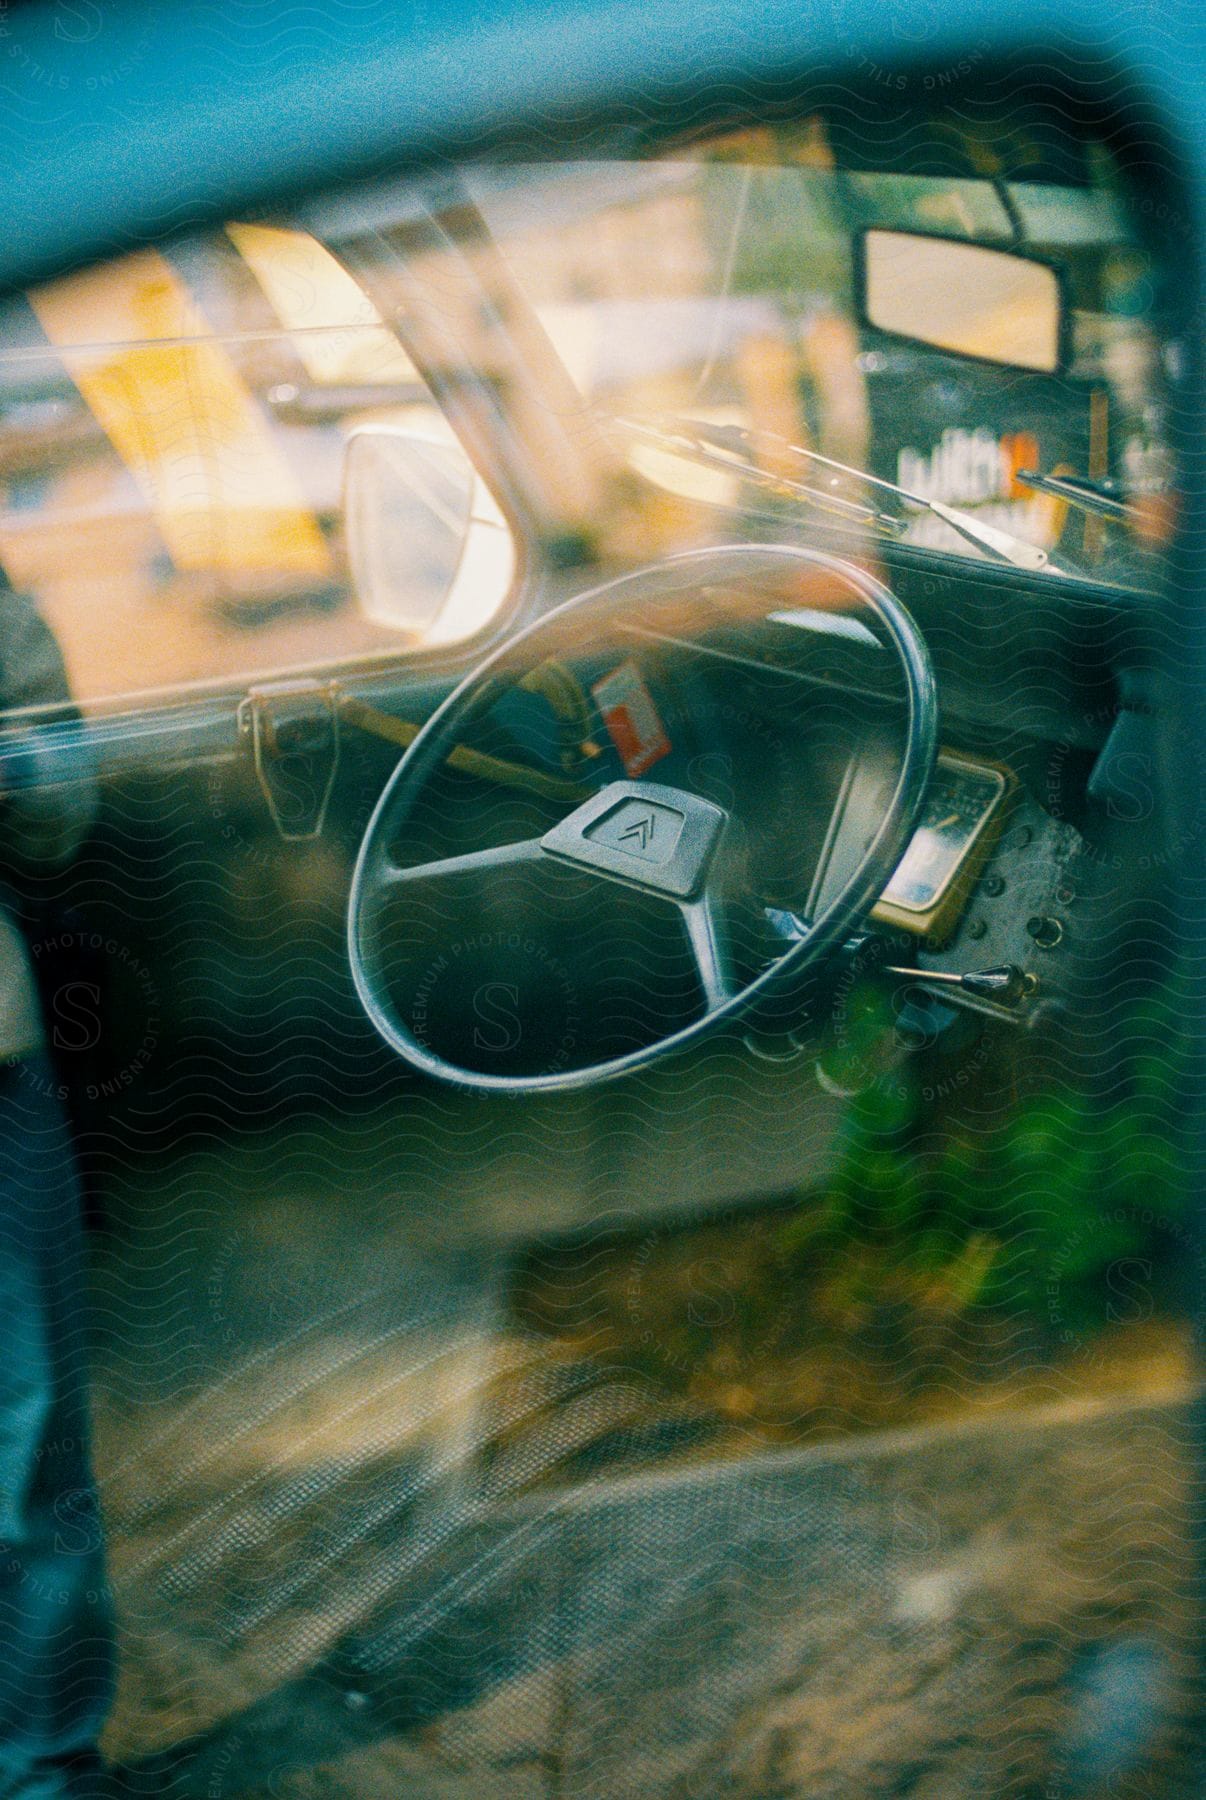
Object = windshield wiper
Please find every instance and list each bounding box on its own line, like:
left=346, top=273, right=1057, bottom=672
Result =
left=623, top=415, right=1050, bottom=574
left=1014, top=468, right=1139, bottom=524
left=612, top=416, right=907, bottom=536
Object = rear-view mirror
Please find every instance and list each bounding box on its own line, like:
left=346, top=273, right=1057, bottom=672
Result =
left=857, top=229, right=1065, bottom=373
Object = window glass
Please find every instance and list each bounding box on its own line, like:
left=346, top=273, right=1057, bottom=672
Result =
left=0, top=229, right=512, bottom=710
left=457, top=153, right=1174, bottom=582
left=0, top=124, right=1174, bottom=717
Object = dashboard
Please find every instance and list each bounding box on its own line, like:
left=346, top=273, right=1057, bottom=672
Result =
left=600, top=558, right=1118, bottom=1032
left=399, top=540, right=1153, bottom=1067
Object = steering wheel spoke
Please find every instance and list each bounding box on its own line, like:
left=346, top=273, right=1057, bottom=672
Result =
left=381, top=837, right=547, bottom=888
left=679, top=891, right=741, bottom=1010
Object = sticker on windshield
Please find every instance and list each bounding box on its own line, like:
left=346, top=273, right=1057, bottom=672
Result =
left=591, top=660, right=671, bottom=777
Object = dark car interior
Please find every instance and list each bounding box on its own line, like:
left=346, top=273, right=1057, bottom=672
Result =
left=0, top=9, right=1201, bottom=1797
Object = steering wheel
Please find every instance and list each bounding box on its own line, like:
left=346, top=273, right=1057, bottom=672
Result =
left=348, top=543, right=937, bottom=1092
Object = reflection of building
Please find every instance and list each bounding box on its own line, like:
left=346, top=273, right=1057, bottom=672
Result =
left=0, top=148, right=1175, bottom=707
left=0, top=228, right=450, bottom=704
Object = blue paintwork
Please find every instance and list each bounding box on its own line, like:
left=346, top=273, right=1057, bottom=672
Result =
left=0, top=0, right=1202, bottom=292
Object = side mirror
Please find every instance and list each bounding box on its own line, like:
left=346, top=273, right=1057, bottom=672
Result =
left=857, top=229, right=1066, bottom=374
left=343, top=425, right=515, bottom=645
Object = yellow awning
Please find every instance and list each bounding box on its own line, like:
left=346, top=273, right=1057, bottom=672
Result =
left=29, top=246, right=333, bottom=579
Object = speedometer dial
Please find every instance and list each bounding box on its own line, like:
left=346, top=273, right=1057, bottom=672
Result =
left=874, top=752, right=1011, bottom=939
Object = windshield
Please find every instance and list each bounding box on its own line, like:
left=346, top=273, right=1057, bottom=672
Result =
left=0, top=117, right=1174, bottom=724
left=435, top=139, right=1176, bottom=590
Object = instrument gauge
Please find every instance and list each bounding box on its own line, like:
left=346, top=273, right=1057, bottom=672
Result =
left=874, top=752, right=1012, bottom=939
